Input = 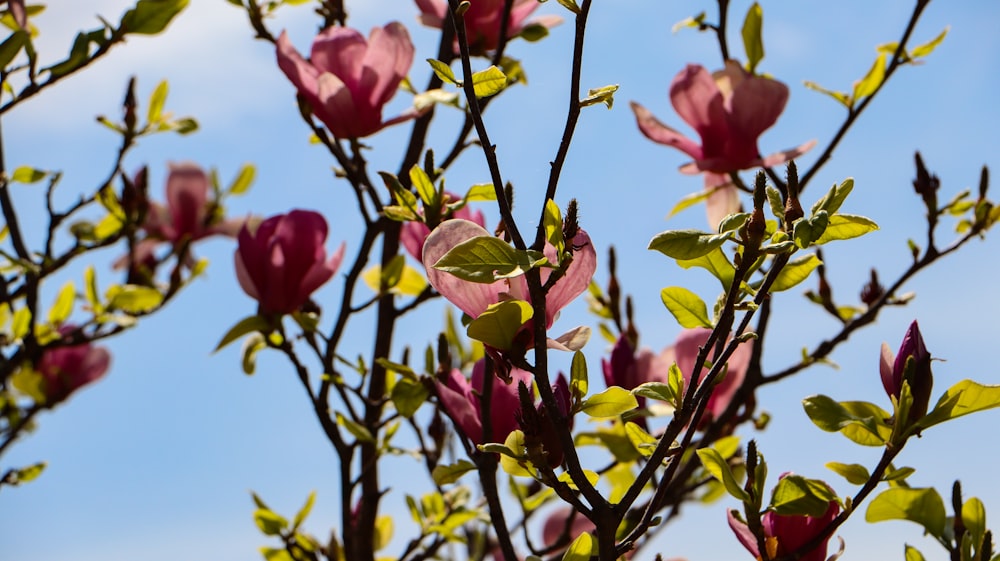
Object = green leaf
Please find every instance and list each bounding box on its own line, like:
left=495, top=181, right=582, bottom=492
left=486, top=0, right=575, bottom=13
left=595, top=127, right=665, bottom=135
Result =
left=292, top=491, right=316, bottom=530
left=562, top=532, right=594, bottom=561
left=904, top=545, right=927, bottom=561
left=771, top=253, right=821, bottom=292
left=42, top=32, right=92, bottom=79
left=11, top=166, right=47, bottom=184
left=676, top=247, right=735, bottom=291
left=391, top=377, right=429, bottom=417
left=802, top=395, right=891, bottom=446
left=912, top=26, right=948, bottom=58
left=803, top=80, right=851, bottom=108
left=427, top=58, right=457, bottom=84
left=11, top=306, right=30, bottom=340
left=555, top=0, right=581, bottom=15
left=518, top=22, right=549, bottom=42
left=409, top=164, right=436, bottom=207
left=672, top=12, right=706, bottom=33
left=8, top=462, right=46, bottom=485
left=543, top=199, right=565, bottom=255
left=336, top=411, right=375, bottom=443
left=260, top=548, right=293, bottom=561
left=373, top=515, right=393, bottom=551
left=624, top=421, right=657, bottom=457
left=105, top=284, right=164, bottom=313
left=696, top=448, right=749, bottom=502
left=570, top=350, right=588, bottom=401
left=632, top=382, right=676, bottom=404
left=465, top=183, right=497, bottom=202
left=0, top=30, right=27, bottom=69
left=579, top=386, right=638, bottom=418
left=227, top=163, right=256, bottom=195
left=659, top=286, right=712, bottom=328
left=866, top=487, right=946, bottom=539
left=852, top=52, right=887, bottom=102
left=253, top=508, right=288, bottom=536
left=431, top=459, right=476, bottom=486
left=917, top=380, right=1000, bottom=430
left=120, top=0, right=189, bottom=35
left=214, top=315, right=271, bottom=352
left=648, top=229, right=731, bottom=260
left=666, top=189, right=711, bottom=218
left=241, top=333, right=266, bottom=375
left=766, top=186, right=785, bottom=221
left=769, top=474, right=837, bottom=517
left=810, top=178, right=855, bottom=216
left=147, top=80, right=168, bottom=124
left=47, top=281, right=75, bottom=326
left=792, top=211, right=829, bottom=248
left=825, top=462, right=870, bottom=485
left=813, top=214, right=878, bottom=245
left=433, top=235, right=547, bottom=283
left=466, top=300, right=533, bottom=350
left=579, top=84, right=619, bottom=109
left=471, top=66, right=506, bottom=98
left=741, top=2, right=764, bottom=73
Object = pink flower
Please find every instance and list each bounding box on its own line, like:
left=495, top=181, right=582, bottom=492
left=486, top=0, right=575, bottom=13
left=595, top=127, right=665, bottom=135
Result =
left=542, top=507, right=595, bottom=551
left=276, top=23, right=417, bottom=139
left=143, top=163, right=242, bottom=244
left=602, top=335, right=671, bottom=392
left=436, top=360, right=533, bottom=445
left=36, top=327, right=111, bottom=404
left=880, top=320, right=933, bottom=423
left=421, top=219, right=597, bottom=335
left=415, top=0, right=562, bottom=54
left=400, top=192, right=486, bottom=262
left=3, top=0, right=26, bottom=29
left=728, top=477, right=840, bottom=561
left=631, top=61, right=814, bottom=225
left=662, top=328, right=751, bottom=424
left=234, top=210, right=345, bottom=315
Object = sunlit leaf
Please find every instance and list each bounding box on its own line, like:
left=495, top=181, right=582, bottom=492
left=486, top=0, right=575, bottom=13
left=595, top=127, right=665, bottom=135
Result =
left=466, top=300, right=532, bottom=350
left=866, top=487, right=946, bottom=539
left=917, top=380, right=1000, bottom=431
left=803, top=80, right=851, bottom=108
left=659, top=286, right=712, bottom=328
left=813, top=214, right=878, bottom=245
left=825, top=462, right=870, bottom=485
left=771, top=253, right=821, bottom=292
left=579, top=386, right=638, bottom=418
left=471, top=66, right=506, bottom=98
left=214, top=315, right=271, bottom=352
left=427, top=58, right=457, bottom=84
left=696, top=448, right=749, bottom=502
left=648, top=229, right=731, bottom=260
left=562, top=532, right=594, bottom=561
left=852, top=53, right=887, bottom=102
left=741, top=2, right=764, bottom=73
left=769, top=474, right=837, bottom=516
left=431, top=460, right=476, bottom=486
left=433, top=236, right=547, bottom=283
left=912, top=26, right=949, bottom=58
left=120, top=0, right=189, bottom=35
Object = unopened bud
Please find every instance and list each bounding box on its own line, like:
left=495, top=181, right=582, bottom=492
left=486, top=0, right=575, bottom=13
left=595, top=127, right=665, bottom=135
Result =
left=860, top=269, right=884, bottom=306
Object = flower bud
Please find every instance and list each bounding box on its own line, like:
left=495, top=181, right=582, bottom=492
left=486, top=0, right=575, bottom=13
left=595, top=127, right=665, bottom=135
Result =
left=879, top=320, right=933, bottom=424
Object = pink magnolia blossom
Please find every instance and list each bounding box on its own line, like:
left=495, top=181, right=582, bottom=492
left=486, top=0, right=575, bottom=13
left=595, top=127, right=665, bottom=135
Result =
left=276, top=23, right=417, bottom=139
left=35, top=327, right=111, bottom=404
left=400, top=192, right=486, bottom=262
left=602, top=335, right=672, bottom=392
left=728, top=477, right=840, bottom=561
left=542, top=507, right=595, bottom=551
left=234, top=209, right=345, bottom=315
left=143, top=163, right=242, bottom=244
left=880, top=320, right=933, bottom=423
left=631, top=61, right=815, bottom=225
left=415, top=0, right=562, bottom=54
left=436, top=360, right=533, bottom=445
left=662, top=328, right=752, bottom=423
left=421, top=219, right=597, bottom=338
left=2, top=0, right=26, bottom=29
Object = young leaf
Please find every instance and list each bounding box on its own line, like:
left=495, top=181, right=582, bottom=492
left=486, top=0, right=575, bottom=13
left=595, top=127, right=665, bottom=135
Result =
left=825, top=462, right=871, bottom=485
left=803, top=80, right=851, bottom=108
left=147, top=80, right=168, bottom=124
left=852, top=53, right=887, bottom=102
left=543, top=199, right=565, bottom=255
left=801, top=395, right=891, bottom=446
left=471, top=66, right=507, bottom=98
left=254, top=508, right=289, bottom=536
left=555, top=0, right=581, bottom=14
left=696, top=448, right=750, bottom=502
left=292, top=491, right=316, bottom=530
left=105, top=284, right=164, bottom=314
left=666, top=189, right=711, bottom=218
left=0, top=30, right=27, bottom=69
left=810, top=178, right=855, bottom=216
left=570, top=350, right=588, bottom=401
left=431, top=460, right=476, bottom=485
left=227, top=163, right=256, bottom=195
left=741, top=3, right=764, bottom=73
left=562, top=532, right=594, bottom=561
left=47, top=281, right=76, bottom=326
left=579, top=386, right=638, bottom=418
left=916, top=380, right=1000, bottom=430
left=771, top=253, right=822, bottom=292
left=904, top=545, right=927, bottom=561
left=769, top=474, right=838, bottom=516
left=409, top=164, right=436, bottom=206
left=648, top=229, right=731, bottom=260
left=214, top=315, right=271, bottom=352
left=912, top=26, right=949, bottom=58
left=659, top=286, right=712, bottom=328
left=466, top=300, right=533, bottom=350
left=427, top=58, right=457, bottom=84
left=813, top=214, right=878, bottom=245
left=676, top=247, right=735, bottom=291
left=11, top=166, right=47, bottom=184
left=433, top=235, right=547, bottom=283
left=624, top=421, right=657, bottom=457
left=336, top=411, right=375, bottom=443
left=579, top=84, right=619, bottom=109
left=120, top=0, right=189, bottom=35
left=391, top=378, right=429, bottom=417
left=866, top=487, right=946, bottom=539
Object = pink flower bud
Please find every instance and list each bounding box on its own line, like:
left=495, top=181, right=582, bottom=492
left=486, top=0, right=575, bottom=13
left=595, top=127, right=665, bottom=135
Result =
left=276, top=23, right=418, bottom=139
left=879, top=320, right=933, bottom=422
left=143, top=163, right=243, bottom=244
left=435, top=360, right=532, bottom=445
left=728, top=476, right=840, bottom=561
left=414, top=0, right=562, bottom=54
left=234, top=210, right=345, bottom=315
left=36, top=328, right=111, bottom=404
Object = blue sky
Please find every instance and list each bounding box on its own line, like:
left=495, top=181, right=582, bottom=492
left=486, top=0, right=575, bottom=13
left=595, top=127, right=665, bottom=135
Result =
left=3, top=1, right=1000, bottom=560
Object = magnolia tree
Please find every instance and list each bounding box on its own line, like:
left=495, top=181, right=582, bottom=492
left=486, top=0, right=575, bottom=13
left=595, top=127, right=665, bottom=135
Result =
left=2, top=0, right=999, bottom=560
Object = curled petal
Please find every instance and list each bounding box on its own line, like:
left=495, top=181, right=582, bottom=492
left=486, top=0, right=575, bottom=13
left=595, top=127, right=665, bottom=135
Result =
left=543, top=229, right=598, bottom=328
left=630, top=101, right=703, bottom=161
left=760, top=139, right=818, bottom=168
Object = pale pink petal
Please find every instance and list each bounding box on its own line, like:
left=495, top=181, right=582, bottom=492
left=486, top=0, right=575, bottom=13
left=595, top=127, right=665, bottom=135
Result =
left=728, top=74, right=789, bottom=139
left=547, top=326, right=591, bottom=352
left=630, top=101, right=703, bottom=160
left=362, top=22, right=414, bottom=107
left=704, top=173, right=741, bottom=229
left=542, top=229, right=597, bottom=327
left=727, top=509, right=760, bottom=557
left=669, top=65, right=727, bottom=136
left=880, top=342, right=896, bottom=398
left=414, top=0, right=446, bottom=27
left=276, top=30, right=320, bottom=101
left=316, top=72, right=366, bottom=137
left=165, top=162, right=209, bottom=240
left=310, top=26, right=368, bottom=88
left=759, top=139, right=817, bottom=168
left=401, top=222, right=432, bottom=261
left=436, top=377, right=482, bottom=443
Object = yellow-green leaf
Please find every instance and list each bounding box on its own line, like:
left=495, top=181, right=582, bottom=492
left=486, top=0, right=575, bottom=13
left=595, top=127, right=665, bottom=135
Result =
left=912, top=26, right=948, bottom=58
left=427, top=58, right=456, bottom=84
left=562, top=532, right=594, bottom=561
left=771, top=254, right=821, bottom=292
left=579, top=386, right=638, bottom=418
left=47, top=281, right=75, bottom=326
left=227, top=163, right=255, bottom=195
left=147, top=80, right=168, bottom=124
left=471, top=65, right=506, bottom=98
left=466, top=300, right=532, bottom=350
left=741, top=3, right=764, bottom=73
left=659, top=286, right=712, bottom=328
left=866, top=487, right=946, bottom=539
left=11, top=166, right=47, bottom=184
left=105, top=284, right=164, bottom=314
left=852, top=52, right=887, bottom=102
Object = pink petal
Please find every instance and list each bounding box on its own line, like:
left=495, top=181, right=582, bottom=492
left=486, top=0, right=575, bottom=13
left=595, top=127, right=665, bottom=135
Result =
left=630, top=101, right=703, bottom=160
left=310, top=26, right=368, bottom=89
left=704, top=173, right=740, bottom=229
left=165, top=162, right=209, bottom=241
left=760, top=139, right=817, bottom=168
left=436, top=376, right=482, bottom=443
left=543, top=229, right=597, bottom=328
left=669, top=64, right=727, bottom=138
left=727, top=509, right=760, bottom=557
left=880, top=342, right=896, bottom=397
left=727, top=72, right=789, bottom=140
left=362, top=22, right=414, bottom=108
left=315, top=72, right=367, bottom=138
left=414, top=0, right=446, bottom=27
left=276, top=30, right=320, bottom=102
